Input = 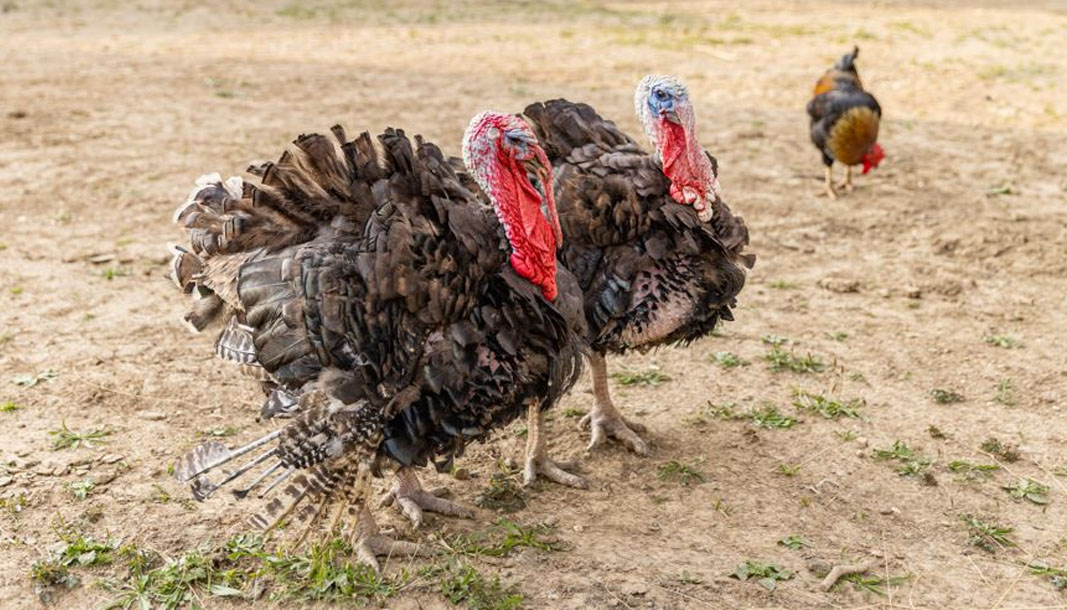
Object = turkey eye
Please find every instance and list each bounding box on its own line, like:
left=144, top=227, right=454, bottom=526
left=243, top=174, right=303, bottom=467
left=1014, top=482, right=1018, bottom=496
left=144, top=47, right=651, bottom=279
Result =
left=654, top=89, right=668, bottom=101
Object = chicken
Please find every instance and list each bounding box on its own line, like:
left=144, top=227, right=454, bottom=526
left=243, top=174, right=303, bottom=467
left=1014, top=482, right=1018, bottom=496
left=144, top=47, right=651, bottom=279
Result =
left=171, top=113, right=588, bottom=569
left=807, top=46, right=884, bottom=199
left=520, top=76, right=754, bottom=455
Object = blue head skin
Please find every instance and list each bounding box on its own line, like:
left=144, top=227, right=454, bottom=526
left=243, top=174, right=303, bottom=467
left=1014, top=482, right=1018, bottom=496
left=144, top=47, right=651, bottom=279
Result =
left=635, top=75, right=692, bottom=143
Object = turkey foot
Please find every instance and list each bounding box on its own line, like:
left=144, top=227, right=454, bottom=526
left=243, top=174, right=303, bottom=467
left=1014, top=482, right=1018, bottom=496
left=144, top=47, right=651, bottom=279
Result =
left=340, top=465, right=430, bottom=572
left=580, top=352, right=650, bottom=456
left=379, top=466, right=475, bottom=528
left=351, top=502, right=430, bottom=572
left=523, top=401, right=587, bottom=489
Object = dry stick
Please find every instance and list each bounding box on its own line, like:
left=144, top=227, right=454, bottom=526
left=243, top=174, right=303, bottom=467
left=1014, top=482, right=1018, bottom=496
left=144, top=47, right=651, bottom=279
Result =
left=819, top=559, right=876, bottom=592
left=598, top=582, right=636, bottom=610
left=966, top=554, right=991, bottom=587
left=67, top=370, right=205, bottom=408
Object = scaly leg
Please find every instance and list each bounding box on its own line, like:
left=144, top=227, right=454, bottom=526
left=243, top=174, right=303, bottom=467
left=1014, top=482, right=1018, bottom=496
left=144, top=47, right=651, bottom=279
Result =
left=523, top=400, right=587, bottom=489
left=836, top=165, right=853, bottom=193
left=345, top=462, right=430, bottom=572
left=823, top=166, right=839, bottom=199
left=378, top=466, right=475, bottom=528
left=579, top=352, right=650, bottom=456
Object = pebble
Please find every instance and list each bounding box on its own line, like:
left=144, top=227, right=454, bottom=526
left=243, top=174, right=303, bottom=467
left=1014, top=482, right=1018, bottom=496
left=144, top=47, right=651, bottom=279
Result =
left=100, top=454, right=123, bottom=465
left=138, top=411, right=167, bottom=421
left=452, top=467, right=470, bottom=481
left=573, top=524, right=584, bottom=533
left=880, top=507, right=901, bottom=515
left=0, top=476, right=12, bottom=487
left=622, top=582, right=648, bottom=596
left=855, top=436, right=869, bottom=448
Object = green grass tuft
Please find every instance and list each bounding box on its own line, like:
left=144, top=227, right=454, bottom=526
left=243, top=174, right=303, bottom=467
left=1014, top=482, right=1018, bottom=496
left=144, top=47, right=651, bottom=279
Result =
left=765, top=346, right=825, bottom=374
left=792, top=390, right=863, bottom=419
left=49, top=420, right=112, bottom=450
left=658, top=459, right=705, bottom=486
left=931, top=389, right=964, bottom=404
left=729, top=561, right=794, bottom=591
left=611, top=366, right=671, bottom=386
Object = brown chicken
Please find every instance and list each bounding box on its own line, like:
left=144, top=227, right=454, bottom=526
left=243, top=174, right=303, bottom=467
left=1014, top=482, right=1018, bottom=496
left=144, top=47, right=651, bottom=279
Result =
left=807, top=46, right=884, bottom=199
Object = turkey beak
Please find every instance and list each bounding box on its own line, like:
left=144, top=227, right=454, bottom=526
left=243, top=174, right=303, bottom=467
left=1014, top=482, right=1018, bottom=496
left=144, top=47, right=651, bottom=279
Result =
left=660, top=109, right=681, bottom=124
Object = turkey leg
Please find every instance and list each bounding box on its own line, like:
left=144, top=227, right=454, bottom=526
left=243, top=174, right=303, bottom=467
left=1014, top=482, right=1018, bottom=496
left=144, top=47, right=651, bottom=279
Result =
left=579, top=352, right=650, bottom=456
left=523, top=400, right=587, bottom=488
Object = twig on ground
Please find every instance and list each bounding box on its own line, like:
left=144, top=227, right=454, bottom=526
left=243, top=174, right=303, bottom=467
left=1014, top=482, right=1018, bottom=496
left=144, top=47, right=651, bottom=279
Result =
left=820, top=559, right=876, bottom=591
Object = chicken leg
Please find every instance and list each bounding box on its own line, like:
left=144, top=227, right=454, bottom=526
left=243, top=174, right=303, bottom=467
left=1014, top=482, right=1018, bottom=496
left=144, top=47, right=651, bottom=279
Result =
left=523, top=400, right=587, bottom=488
left=823, top=166, right=839, bottom=200
left=836, top=165, right=854, bottom=193
left=579, top=352, right=650, bottom=456
left=379, top=466, right=475, bottom=528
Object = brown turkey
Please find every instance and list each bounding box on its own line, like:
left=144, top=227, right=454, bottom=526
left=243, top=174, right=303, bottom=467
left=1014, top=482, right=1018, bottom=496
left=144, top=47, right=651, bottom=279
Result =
left=518, top=75, right=755, bottom=455
left=170, top=113, right=587, bottom=569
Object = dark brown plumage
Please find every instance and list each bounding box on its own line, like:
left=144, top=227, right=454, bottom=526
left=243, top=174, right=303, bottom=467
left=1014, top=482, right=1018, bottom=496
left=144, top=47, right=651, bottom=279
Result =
left=520, top=97, right=754, bottom=454
left=170, top=119, right=587, bottom=562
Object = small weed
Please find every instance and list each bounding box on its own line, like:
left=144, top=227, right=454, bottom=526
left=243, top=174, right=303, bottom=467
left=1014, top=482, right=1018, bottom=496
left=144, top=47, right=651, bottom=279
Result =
left=994, top=378, right=1016, bottom=406
left=438, top=561, right=523, bottom=609
left=0, top=333, right=12, bottom=345
left=1028, top=562, right=1067, bottom=591
left=928, top=425, right=946, bottom=439
left=792, top=390, right=863, bottom=419
left=949, top=460, right=1000, bottom=482
left=1002, top=478, right=1049, bottom=505
left=873, top=441, right=932, bottom=477
left=769, top=280, right=798, bottom=289
left=835, top=429, right=857, bottom=442
left=10, top=286, right=23, bottom=295
left=658, top=459, right=705, bottom=486
left=729, top=561, right=794, bottom=591
left=678, top=570, right=703, bottom=585
left=49, top=421, right=112, bottom=450
left=839, top=572, right=912, bottom=595
left=102, top=267, right=128, bottom=281
left=1052, top=466, right=1067, bottom=477
left=981, top=437, right=1020, bottom=462
left=778, top=463, right=801, bottom=477
left=442, top=519, right=561, bottom=558
left=1, top=400, right=19, bottom=412
left=778, top=535, right=810, bottom=551
left=151, top=484, right=171, bottom=504
left=0, top=493, right=29, bottom=516
left=197, top=425, right=238, bottom=438
left=12, top=369, right=58, bottom=387
left=689, top=401, right=795, bottom=429
left=476, top=465, right=526, bottom=513
left=765, top=347, right=825, bottom=374
left=827, top=331, right=849, bottom=341
left=68, top=479, right=95, bottom=501
left=960, top=514, right=1015, bottom=552
left=612, top=367, right=671, bottom=387
left=560, top=407, right=584, bottom=418
left=931, top=389, right=964, bottom=404
left=748, top=404, right=797, bottom=429
left=984, top=335, right=1021, bottom=349
left=761, top=334, right=788, bottom=346
left=712, top=351, right=747, bottom=368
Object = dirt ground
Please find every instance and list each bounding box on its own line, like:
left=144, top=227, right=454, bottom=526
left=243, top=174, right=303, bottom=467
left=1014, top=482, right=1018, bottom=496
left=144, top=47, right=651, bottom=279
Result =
left=2, top=0, right=1067, bottom=608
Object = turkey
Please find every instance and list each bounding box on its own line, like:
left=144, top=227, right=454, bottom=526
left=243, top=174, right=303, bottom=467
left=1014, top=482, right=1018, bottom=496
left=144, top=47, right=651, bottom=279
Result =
left=518, top=75, right=755, bottom=455
left=171, top=113, right=588, bottom=569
